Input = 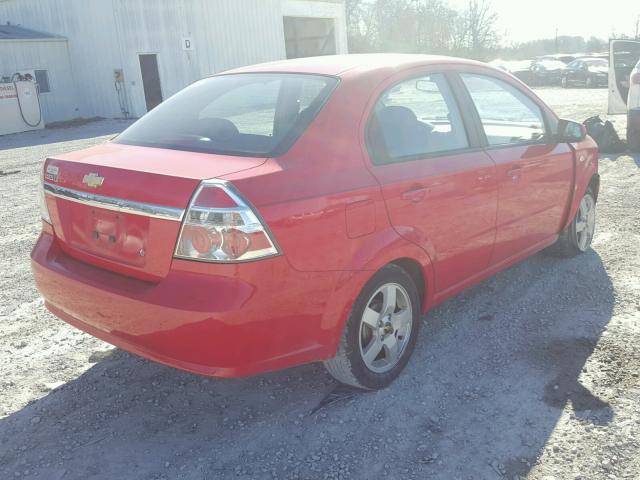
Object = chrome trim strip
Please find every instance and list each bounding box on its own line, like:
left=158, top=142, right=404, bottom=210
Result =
left=43, top=182, right=184, bottom=222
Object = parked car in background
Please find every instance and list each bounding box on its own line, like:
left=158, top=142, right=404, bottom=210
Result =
left=561, top=57, right=609, bottom=88
left=489, top=59, right=534, bottom=84
left=32, top=54, right=600, bottom=390
left=530, top=57, right=568, bottom=86
left=608, top=40, right=640, bottom=151
left=543, top=53, right=578, bottom=64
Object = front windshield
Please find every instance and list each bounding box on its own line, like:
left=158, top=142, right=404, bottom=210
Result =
left=114, top=73, right=338, bottom=157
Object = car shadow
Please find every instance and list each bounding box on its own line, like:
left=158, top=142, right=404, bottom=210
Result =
left=0, top=250, right=614, bottom=479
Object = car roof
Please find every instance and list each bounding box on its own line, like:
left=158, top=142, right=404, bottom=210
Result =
left=222, top=53, right=488, bottom=78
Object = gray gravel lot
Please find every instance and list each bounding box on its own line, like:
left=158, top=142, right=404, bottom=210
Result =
left=0, top=88, right=639, bottom=480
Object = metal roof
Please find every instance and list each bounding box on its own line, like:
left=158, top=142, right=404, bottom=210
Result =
left=0, top=24, right=61, bottom=40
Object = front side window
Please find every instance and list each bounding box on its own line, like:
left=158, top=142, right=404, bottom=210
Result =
left=461, top=73, right=546, bottom=146
left=368, top=74, right=469, bottom=164
left=115, top=73, right=338, bottom=157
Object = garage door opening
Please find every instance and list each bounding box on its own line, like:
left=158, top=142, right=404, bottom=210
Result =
left=139, top=54, right=163, bottom=112
left=283, top=17, right=336, bottom=59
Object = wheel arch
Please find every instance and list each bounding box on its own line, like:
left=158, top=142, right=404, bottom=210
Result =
left=563, top=140, right=599, bottom=230
left=319, top=236, right=434, bottom=358
left=389, top=257, right=426, bottom=311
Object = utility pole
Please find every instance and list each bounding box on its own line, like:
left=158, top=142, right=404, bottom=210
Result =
left=555, top=28, right=559, bottom=53
left=635, top=15, right=639, bottom=40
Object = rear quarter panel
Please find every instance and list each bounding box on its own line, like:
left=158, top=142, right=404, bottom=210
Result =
left=221, top=70, right=429, bottom=272
left=221, top=70, right=436, bottom=316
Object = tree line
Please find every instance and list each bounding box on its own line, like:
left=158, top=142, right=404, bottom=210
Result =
left=346, top=0, right=499, bottom=60
left=345, top=0, right=636, bottom=61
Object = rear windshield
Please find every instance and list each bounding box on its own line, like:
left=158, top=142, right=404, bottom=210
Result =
left=114, top=73, right=338, bottom=157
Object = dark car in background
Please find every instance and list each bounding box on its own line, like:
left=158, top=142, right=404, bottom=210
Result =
left=530, top=58, right=568, bottom=86
left=561, top=57, right=609, bottom=88
left=489, top=59, right=535, bottom=84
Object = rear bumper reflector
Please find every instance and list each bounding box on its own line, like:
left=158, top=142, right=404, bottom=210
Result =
left=43, top=182, right=185, bottom=222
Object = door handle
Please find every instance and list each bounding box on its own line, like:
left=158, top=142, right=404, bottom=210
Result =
left=401, top=186, right=429, bottom=203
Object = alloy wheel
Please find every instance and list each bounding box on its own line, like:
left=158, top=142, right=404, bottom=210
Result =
left=575, top=193, right=596, bottom=251
left=358, top=283, right=413, bottom=374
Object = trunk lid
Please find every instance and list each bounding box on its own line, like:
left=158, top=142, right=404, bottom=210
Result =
left=44, top=142, right=265, bottom=281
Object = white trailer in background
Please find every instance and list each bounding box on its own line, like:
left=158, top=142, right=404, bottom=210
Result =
left=608, top=39, right=640, bottom=151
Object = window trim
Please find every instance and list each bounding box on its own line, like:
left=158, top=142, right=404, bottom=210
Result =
left=453, top=71, right=553, bottom=150
left=365, top=71, right=481, bottom=166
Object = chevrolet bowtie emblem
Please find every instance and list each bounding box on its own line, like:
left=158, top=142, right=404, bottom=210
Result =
left=82, top=172, right=104, bottom=188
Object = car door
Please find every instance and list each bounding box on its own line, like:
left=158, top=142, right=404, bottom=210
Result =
left=364, top=72, right=498, bottom=295
left=569, top=61, right=585, bottom=85
left=608, top=39, right=640, bottom=114
left=577, top=61, right=589, bottom=85
left=563, top=61, right=576, bottom=85
left=458, top=72, right=574, bottom=265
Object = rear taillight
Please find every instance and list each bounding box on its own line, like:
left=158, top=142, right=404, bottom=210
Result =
left=174, top=180, right=279, bottom=262
left=39, top=172, right=51, bottom=224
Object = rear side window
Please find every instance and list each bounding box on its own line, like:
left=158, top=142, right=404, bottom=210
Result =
left=368, top=73, right=469, bottom=164
left=460, top=73, right=546, bottom=146
left=115, top=73, right=338, bottom=157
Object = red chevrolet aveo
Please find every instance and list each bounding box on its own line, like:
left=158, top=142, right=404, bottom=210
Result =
left=32, top=55, right=599, bottom=389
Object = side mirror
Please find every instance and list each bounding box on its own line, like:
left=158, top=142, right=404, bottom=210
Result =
left=557, top=119, right=587, bottom=142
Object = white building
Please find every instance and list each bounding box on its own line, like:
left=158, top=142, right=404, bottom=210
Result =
left=0, top=0, right=347, bottom=123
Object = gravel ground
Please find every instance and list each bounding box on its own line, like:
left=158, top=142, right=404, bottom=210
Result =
left=1, top=88, right=639, bottom=480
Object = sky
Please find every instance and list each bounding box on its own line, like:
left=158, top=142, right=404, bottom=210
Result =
left=447, top=0, right=640, bottom=43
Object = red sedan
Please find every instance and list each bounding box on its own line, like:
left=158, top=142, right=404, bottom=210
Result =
left=32, top=54, right=599, bottom=389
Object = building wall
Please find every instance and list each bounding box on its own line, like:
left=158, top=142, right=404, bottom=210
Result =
left=0, top=0, right=347, bottom=120
left=111, top=0, right=289, bottom=117
left=0, top=39, right=81, bottom=122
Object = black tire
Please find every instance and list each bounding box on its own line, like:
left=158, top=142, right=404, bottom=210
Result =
left=323, top=264, right=421, bottom=390
left=545, top=187, right=596, bottom=257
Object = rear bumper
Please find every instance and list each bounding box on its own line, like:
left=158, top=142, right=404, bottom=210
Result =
left=31, top=230, right=355, bottom=377
left=563, top=74, right=607, bottom=86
